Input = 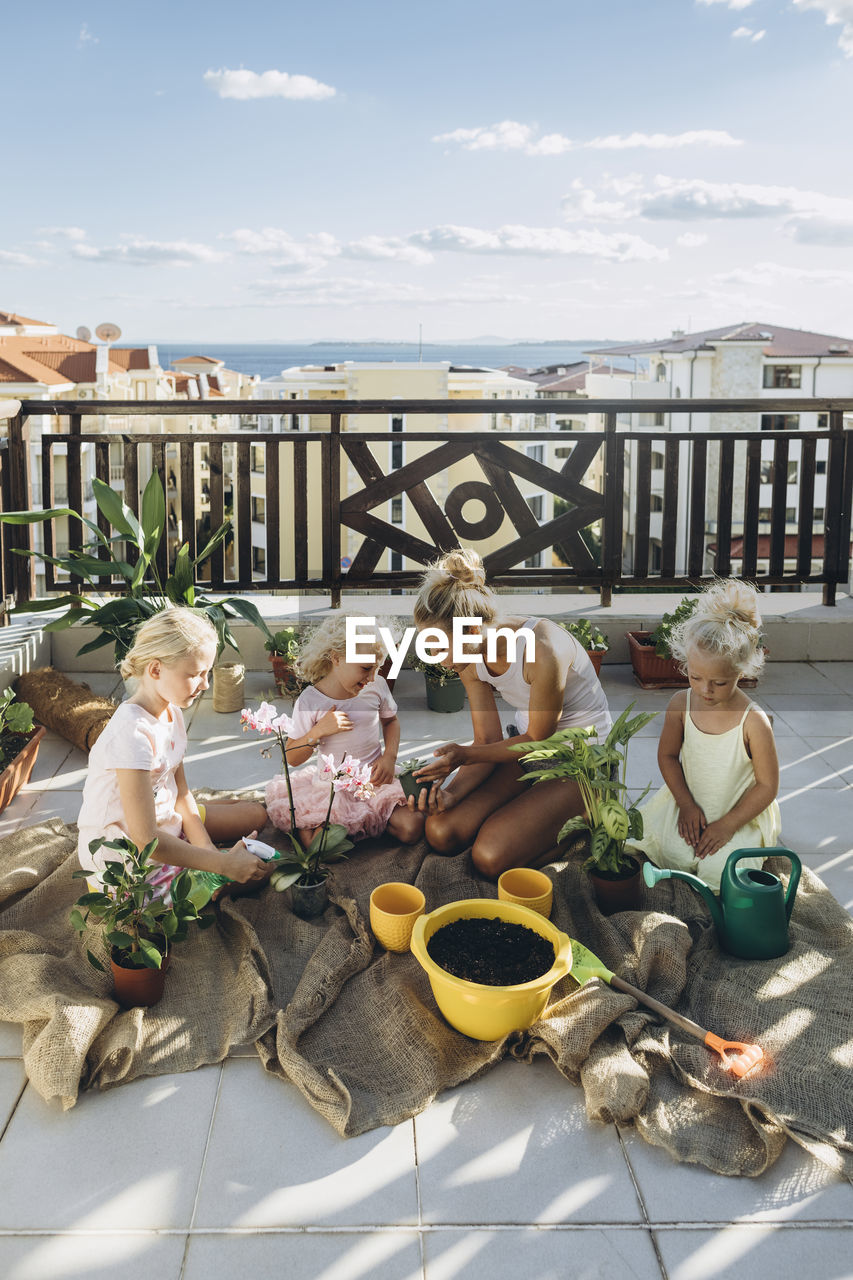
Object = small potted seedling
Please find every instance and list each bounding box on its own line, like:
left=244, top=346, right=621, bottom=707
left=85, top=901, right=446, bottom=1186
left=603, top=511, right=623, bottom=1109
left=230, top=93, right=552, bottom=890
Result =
left=627, top=596, right=697, bottom=688
left=71, top=835, right=214, bottom=1007
left=560, top=619, right=609, bottom=676
left=0, top=687, right=45, bottom=814
left=397, top=756, right=430, bottom=800
left=410, top=655, right=466, bottom=713
left=264, top=627, right=302, bottom=697
left=515, top=703, right=657, bottom=915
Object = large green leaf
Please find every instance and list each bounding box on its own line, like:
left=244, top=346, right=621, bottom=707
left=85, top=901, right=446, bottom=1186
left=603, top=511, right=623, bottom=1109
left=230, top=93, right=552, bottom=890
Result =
left=140, top=473, right=166, bottom=560
left=92, top=477, right=143, bottom=544
left=165, top=544, right=194, bottom=603
left=192, top=520, right=231, bottom=569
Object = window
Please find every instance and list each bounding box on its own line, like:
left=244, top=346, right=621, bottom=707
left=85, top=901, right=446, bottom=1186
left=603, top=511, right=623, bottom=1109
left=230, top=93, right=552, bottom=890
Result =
left=526, top=494, right=543, bottom=521
left=391, top=441, right=403, bottom=469
left=650, top=494, right=663, bottom=512
left=526, top=444, right=544, bottom=464
left=290, top=414, right=300, bottom=431
left=390, top=551, right=402, bottom=571
left=391, top=497, right=403, bottom=523
left=651, top=451, right=664, bottom=470
left=814, top=507, right=825, bottom=521
left=818, top=414, right=828, bottom=429
left=554, top=446, right=572, bottom=458
left=524, top=551, right=543, bottom=568
left=654, top=412, right=665, bottom=427
left=252, top=547, right=266, bottom=575
left=250, top=445, right=265, bottom=474
left=760, top=459, right=798, bottom=484
left=758, top=507, right=772, bottom=523
left=816, top=459, right=827, bottom=475
left=763, top=365, right=802, bottom=388
left=761, top=414, right=800, bottom=431
left=786, top=507, right=796, bottom=523
left=251, top=496, right=266, bottom=523
left=655, top=362, right=667, bottom=382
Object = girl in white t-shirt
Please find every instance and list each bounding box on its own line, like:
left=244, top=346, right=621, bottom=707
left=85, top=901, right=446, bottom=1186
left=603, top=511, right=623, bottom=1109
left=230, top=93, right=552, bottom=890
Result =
left=265, top=615, right=425, bottom=846
left=78, top=608, right=270, bottom=896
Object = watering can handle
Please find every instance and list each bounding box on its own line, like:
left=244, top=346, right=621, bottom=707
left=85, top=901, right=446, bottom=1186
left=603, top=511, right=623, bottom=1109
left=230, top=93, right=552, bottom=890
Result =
left=729, top=846, right=802, bottom=921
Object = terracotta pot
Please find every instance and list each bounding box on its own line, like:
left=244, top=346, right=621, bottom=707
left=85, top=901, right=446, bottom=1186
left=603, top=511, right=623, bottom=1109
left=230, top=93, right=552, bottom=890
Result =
left=586, top=649, right=605, bottom=676
left=0, top=725, right=46, bottom=813
left=589, top=856, right=643, bottom=916
left=110, top=952, right=169, bottom=1008
left=291, top=877, right=328, bottom=919
left=424, top=675, right=466, bottom=713
left=627, top=632, right=686, bottom=689
left=269, top=654, right=298, bottom=697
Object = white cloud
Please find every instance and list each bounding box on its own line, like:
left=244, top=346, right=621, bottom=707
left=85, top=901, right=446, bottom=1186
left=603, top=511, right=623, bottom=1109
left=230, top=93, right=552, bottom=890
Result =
left=341, top=236, right=433, bottom=265
left=203, top=68, right=336, bottom=101
left=732, top=25, right=766, bottom=39
left=714, top=260, right=853, bottom=286
left=410, top=223, right=666, bottom=262
left=433, top=120, right=741, bottom=155
left=562, top=175, right=853, bottom=230
left=39, top=225, right=87, bottom=241
left=792, top=0, right=853, bottom=56
left=224, top=227, right=432, bottom=269
left=77, top=23, right=98, bottom=49
left=676, top=232, right=709, bottom=247
left=0, top=249, right=38, bottom=266
left=71, top=236, right=226, bottom=267
left=245, top=275, right=527, bottom=308
left=697, top=0, right=754, bottom=9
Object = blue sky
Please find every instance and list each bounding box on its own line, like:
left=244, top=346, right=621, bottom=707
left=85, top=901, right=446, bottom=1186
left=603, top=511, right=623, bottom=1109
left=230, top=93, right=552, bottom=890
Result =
left=3, top=0, right=853, bottom=342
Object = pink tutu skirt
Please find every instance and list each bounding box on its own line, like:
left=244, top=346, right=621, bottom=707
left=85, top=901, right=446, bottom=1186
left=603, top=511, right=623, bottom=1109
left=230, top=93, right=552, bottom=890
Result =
left=265, top=765, right=407, bottom=841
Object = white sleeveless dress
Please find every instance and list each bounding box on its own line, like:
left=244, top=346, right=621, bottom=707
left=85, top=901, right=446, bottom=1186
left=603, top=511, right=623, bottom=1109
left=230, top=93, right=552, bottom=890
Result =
left=474, top=616, right=612, bottom=741
left=637, top=691, right=782, bottom=892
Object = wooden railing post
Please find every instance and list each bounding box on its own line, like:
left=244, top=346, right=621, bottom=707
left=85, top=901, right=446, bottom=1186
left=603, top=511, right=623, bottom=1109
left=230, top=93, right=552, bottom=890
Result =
left=599, top=412, right=620, bottom=607
left=328, top=411, right=342, bottom=608
left=7, top=410, right=33, bottom=604
left=822, top=409, right=845, bottom=606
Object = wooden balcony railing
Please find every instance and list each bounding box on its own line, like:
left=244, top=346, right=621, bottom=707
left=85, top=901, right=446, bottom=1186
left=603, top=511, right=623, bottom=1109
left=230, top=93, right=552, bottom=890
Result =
left=3, top=397, right=852, bottom=610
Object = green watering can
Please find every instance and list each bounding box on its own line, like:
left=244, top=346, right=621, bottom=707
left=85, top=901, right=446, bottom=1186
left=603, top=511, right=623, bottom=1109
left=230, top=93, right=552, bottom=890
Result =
left=643, top=847, right=802, bottom=961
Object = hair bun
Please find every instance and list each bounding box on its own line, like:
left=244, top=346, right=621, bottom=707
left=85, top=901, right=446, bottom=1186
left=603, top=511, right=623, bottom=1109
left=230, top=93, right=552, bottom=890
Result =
left=441, top=548, right=485, bottom=588
left=698, top=579, right=761, bottom=630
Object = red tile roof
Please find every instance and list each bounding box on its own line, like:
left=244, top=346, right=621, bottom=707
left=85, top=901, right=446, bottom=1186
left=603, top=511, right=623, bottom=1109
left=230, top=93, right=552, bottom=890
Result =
left=0, top=311, right=53, bottom=327
left=588, top=323, right=853, bottom=359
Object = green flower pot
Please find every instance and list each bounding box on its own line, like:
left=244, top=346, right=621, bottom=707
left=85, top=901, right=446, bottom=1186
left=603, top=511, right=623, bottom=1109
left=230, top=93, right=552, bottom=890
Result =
left=424, top=676, right=465, bottom=713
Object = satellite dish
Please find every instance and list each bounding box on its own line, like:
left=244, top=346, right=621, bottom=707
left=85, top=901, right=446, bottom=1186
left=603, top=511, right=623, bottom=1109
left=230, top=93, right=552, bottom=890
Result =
left=76, top=325, right=92, bottom=342
left=95, top=322, right=122, bottom=344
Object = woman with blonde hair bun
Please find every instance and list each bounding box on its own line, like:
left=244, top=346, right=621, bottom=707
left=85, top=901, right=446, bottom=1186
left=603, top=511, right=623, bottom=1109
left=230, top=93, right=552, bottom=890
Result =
left=412, top=548, right=612, bottom=879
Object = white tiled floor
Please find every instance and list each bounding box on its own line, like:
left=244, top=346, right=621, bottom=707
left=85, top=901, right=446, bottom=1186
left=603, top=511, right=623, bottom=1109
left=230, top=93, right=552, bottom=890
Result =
left=1, top=664, right=852, bottom=1280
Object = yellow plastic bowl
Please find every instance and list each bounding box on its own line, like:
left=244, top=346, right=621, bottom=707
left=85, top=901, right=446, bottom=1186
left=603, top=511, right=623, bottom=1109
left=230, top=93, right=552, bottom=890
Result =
left=497, top=867, right=554, bottom=918
left=410, top=899, right=572, bottom=1041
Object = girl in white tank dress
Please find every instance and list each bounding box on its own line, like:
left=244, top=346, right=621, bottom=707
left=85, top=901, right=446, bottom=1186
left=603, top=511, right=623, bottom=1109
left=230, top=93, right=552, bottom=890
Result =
left=635, top=580, right=781, bottom=893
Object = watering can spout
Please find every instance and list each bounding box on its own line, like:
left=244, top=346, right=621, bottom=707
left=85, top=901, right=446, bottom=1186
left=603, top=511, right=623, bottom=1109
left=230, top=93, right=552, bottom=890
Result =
left=642, top=861, right=725, bottom=931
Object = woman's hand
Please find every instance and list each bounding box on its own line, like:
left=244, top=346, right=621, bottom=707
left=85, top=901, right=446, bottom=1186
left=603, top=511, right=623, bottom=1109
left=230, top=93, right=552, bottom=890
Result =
left=415, top=781, right=455, bottom=814
left=694, top=817, right=736, bottom=860
left=220, top=833, right=269, bottom=884
left=314, top=706, right=353, bottom=737
left=414, top=743, right=469, bottom=783
left=677, top=800, right=706, bottom=847
left=370, top=752, right=396, bottom=786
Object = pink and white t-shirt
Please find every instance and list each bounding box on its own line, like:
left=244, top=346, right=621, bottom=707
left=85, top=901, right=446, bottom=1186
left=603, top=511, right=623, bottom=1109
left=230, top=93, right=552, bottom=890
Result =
left=77, top=700, right=187, bottom=885
left=289, top=676, right=397, bottom=768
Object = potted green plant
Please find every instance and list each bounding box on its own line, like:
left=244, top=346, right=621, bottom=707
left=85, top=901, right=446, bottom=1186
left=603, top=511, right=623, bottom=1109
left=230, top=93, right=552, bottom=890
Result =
left=70, top=835, right=215, bottom=1007
left=0, top=472, right=272, bottom=663
left=627, top=596, right=697, bottom=689
left=410, top=656, right=466, bottom=713
left=560, top=619, right=610, bottom=676
left=241, top=704, right=365, bottom=918
left=514, top=703, right=657, bottom=915
left=264, top=627, right=302, bottom=696
left=397, top=756, right=430, bottom=800
left=0, top=686, right=45, bottom=813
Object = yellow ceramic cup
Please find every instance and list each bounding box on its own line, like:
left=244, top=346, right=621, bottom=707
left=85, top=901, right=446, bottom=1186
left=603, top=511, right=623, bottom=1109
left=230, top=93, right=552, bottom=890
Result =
left=370, top=882, right=427, bottom=953
left=497, top=867, right=554, bottom=918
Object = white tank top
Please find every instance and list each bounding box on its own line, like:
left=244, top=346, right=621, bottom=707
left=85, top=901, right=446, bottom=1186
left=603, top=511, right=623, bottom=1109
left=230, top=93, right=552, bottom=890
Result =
left=475, top=617, right=612, bottom=740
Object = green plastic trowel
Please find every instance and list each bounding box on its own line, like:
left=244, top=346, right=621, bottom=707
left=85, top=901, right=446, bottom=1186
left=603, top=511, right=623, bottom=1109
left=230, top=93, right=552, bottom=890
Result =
left=568, top=938, right=764, bottom=1078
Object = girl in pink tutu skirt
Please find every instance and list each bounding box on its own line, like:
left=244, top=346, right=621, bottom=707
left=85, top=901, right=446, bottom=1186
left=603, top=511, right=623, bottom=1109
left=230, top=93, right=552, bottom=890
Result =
left=265, top=615, right=425, bottom=847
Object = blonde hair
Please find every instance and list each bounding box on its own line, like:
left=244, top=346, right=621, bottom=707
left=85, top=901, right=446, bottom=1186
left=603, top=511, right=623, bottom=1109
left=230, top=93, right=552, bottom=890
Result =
left=669, top=579, right=765, bottom=680
left=413, top=548, right=497, bottom=629
left=120, top=608, right=218, bottom=681
left=296, top=613, right=381, bottom=685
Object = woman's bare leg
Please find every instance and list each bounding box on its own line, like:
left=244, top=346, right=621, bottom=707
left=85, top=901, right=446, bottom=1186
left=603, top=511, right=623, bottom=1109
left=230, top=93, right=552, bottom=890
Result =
left=387, top=803, right=426, bottom=844
left=471, top=776, right=585, bottom=880
left=203, top=800, right=268, bottom=843
left=425, top=762, right=527, bottom=855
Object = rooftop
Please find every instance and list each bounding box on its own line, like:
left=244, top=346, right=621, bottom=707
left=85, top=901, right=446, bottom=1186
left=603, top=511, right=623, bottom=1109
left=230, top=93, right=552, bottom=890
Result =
left=588, top=323, right=853, bottom=360
left=0, top=657, right=851, bottom=1278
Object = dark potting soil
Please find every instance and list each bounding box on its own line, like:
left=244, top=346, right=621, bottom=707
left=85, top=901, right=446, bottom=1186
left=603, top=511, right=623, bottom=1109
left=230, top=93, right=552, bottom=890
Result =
left=427, top=917, right=555, bottom=986
left=0, top=732, right=29, bottom=771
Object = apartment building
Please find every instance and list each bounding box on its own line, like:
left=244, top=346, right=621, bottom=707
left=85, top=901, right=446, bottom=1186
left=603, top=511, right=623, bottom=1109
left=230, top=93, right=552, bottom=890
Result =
left=585, top=323, right=853, bottom=578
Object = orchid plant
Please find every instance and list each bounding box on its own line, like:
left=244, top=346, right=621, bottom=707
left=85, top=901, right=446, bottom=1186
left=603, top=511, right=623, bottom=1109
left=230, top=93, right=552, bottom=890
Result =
left=241, top=703, right=374, bottom=891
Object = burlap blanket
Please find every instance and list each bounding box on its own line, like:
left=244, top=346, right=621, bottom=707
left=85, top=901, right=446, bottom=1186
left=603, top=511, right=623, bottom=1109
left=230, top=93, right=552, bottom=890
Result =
left=1, top=811, right=851, bottom=1179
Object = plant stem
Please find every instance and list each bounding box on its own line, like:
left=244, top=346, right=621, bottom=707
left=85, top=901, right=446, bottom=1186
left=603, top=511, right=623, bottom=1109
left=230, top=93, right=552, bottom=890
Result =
left=277, top=731, right=298, bottom=835
left=313, top=780, right=336, bottom=875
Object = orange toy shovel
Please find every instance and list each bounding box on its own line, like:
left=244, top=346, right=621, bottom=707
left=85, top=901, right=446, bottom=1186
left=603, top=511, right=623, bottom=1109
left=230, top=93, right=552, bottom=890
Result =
left=569, top=938, right=764, bottom=1078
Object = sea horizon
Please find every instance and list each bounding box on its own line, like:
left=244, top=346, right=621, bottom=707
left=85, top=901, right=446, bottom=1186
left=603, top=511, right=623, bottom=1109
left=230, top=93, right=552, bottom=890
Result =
left=129, top=339, right=641, bottom=381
